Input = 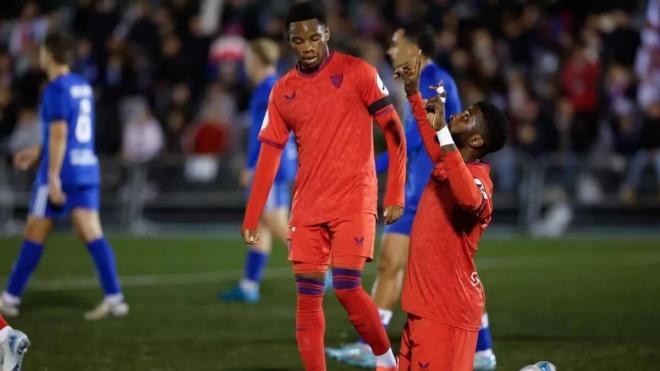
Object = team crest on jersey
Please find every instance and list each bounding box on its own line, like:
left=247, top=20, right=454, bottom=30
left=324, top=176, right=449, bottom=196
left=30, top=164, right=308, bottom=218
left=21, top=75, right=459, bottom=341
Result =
left=330, top=73, right=343, bottom=89
left=284, top=91, right=296, bottom=102
left=376, top=73, right=389, bottom=95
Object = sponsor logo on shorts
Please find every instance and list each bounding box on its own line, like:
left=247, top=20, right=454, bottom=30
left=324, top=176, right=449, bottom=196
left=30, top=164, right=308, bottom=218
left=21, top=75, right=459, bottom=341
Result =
left=353, top=236, right=364, bottom=246
left=418, top=361, right=430, bottom=369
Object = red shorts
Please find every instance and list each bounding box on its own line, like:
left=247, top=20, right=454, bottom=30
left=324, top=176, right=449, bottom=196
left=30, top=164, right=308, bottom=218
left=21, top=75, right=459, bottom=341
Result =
left=399, top=314, right=478, bottom=371
left=288, top=212, right=376, bottom=272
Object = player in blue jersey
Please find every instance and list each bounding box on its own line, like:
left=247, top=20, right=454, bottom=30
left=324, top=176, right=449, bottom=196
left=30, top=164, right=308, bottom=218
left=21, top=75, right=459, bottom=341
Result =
left=220, top=38, right=297, bottom=303
left=326, top=24, right=497, bottom=370
left=0, top=33, right=128, bottom=321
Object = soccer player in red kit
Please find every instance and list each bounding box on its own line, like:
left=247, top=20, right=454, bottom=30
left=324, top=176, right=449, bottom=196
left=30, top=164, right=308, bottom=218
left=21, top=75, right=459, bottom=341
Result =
left=394, top=55, right=509, bottom=371
left=242, top=2, right=406, bottom=370
left=0, top=315, right=30, bottom=370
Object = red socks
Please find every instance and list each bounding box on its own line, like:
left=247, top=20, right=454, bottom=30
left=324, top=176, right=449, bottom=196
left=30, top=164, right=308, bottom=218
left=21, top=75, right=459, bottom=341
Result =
left=333, top=269, right=391, bottom=355
left=0, top=314, right=7, bottom=329
left=295, top=277, right=326, bottom=371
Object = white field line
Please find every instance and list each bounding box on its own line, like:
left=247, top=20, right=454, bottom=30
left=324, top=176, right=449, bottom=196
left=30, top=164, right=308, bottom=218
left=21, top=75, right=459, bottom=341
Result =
left=16, top=252, right=660, bottom=292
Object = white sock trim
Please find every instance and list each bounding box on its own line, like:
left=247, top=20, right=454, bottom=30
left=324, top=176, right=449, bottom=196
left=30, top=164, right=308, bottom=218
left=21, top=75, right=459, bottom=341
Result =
left=481, top=312, right=489, bottom=329
left=378, top=308, right=393, bottom=327
left=239, top=278, right=259, bottom=293
left=2, top=291, right=20, bottom=306
left=0, top=326, right=11, bottom=343
left=436, top=126, right=454, bottom=146
left=104, top=293, right=124, bottom=305
left=375, top=348, right=397, bottom=367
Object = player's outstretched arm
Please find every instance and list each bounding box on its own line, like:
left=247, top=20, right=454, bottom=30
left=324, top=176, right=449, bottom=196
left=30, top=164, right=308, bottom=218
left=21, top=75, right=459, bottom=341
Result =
left=242, top=142, right=283, bottom=244
left=374, top=106, right=407, bottom=224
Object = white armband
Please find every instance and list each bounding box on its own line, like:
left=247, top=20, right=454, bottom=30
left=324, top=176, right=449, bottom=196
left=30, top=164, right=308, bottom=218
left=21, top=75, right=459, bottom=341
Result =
left=436, top=126, right=454, bottom=146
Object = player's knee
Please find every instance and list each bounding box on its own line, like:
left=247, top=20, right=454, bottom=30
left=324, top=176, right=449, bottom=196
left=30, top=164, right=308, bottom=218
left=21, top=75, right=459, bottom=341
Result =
left=24, top=218, right=50, bottom=243
left=332, top=268, right=363, bottom=299
left=377, top=250, right=400, bottom=277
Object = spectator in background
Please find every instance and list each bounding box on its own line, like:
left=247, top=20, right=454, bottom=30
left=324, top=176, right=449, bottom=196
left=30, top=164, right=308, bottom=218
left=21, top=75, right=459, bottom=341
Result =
left=8, top=1, right=48, bottom=68
left=7, top=108, right=39, bottom=156
left=621, top=0, right=660, bottom=204
left=0, top=87, right=18, bottom=155
left=121, top=98, right=163, bottom=164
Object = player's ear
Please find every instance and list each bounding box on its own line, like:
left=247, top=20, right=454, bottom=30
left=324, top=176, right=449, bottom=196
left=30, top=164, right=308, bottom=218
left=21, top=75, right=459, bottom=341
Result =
left=323, top=26, right=330, bottom=42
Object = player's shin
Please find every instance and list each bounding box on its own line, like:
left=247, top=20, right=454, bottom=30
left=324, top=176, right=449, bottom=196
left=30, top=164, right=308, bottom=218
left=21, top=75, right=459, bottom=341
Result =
left=86, top=238, right=122, bottom=296
left=295, top=276, right=326, bottom=371
left=241, top=248, right=269, bottom=292
left=332, top=268, right=396, bottom=367
left=6, top=240, right=44, bottom=298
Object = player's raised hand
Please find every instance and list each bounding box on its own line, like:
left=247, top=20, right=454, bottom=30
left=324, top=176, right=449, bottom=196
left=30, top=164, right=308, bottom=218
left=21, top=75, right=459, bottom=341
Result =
left=383, top=205, right=404, bottom=224
left=242, top=229, right=260, bottom=245
left=423, top=94, right=448, bottom=131
left=48, top=175, right=66, bottom=205
left=13, top=146, right=41, bottom=171
left=394, top=49, right=422, bottom=96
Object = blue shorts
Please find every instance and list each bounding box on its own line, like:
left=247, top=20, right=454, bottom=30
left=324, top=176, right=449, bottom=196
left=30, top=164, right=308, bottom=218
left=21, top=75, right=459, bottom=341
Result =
left=29, top=184, right=99, bottom=219
left=383, top=207, right=416, bottom=235
left=264, top=181, right=291, bottom=211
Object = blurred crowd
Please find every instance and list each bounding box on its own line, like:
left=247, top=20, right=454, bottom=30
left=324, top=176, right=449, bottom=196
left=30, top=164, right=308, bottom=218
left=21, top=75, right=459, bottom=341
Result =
left=0, top=0, right=658, bottom=204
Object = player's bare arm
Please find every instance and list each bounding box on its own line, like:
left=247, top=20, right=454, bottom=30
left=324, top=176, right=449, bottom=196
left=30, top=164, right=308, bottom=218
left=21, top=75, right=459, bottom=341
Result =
left=13, top=146, right=41, bottom=171
left=48, top=121, right=68, bottom=205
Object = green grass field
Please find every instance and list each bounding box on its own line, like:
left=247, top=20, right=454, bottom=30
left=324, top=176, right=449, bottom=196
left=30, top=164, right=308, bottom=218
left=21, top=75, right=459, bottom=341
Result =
left=0, top=235, right=659, bottom=370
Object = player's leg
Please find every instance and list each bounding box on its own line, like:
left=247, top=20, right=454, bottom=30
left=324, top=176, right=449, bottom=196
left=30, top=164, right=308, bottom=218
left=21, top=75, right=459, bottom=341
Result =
left=289, top=223, right=331, bottom=370
left=221, top=183, right=289, bottom=302
left=327, top=215, right=411, bottom=366
left=330, top=213, right=397, bottom=370
left=371, top=232, right=410, bottom=327
left=409, top=316, right=478, bottom=371
left=70, top=186, right=127, bottom=320
left=474, top=312, right=497, bottom=370
left=220, top=224, right=272, bottom=303
left=0, top=314, right=30, bottom=371
left=1, top=185, right=53, bottom=317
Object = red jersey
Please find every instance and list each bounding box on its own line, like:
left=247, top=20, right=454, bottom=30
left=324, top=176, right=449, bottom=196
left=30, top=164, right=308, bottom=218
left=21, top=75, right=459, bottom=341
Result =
left=256, top=51, right=405, bottom=226
left=401, top=93, right=494, bottom=332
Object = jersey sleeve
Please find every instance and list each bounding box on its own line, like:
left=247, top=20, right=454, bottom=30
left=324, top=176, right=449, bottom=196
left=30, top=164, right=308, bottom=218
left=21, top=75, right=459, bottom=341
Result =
left=443, top=151, right=493, bottom=221
left=257, top=89, right=290, bottom=149
left=358, top=63, right=394, bottom=116
left=42, top=85, right=69, bottom=123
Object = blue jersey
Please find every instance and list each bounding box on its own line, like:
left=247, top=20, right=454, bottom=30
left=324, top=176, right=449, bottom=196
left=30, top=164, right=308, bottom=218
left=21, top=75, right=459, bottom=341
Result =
left=246, top=74, right=297, bottom=182
left=37, top=73, right=99, bottom=186
left=375, top=62, right=461, bottom=212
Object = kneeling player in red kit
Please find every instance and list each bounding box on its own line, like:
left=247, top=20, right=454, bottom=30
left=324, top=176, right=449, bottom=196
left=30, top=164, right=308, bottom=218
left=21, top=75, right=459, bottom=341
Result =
left=395, top=55, right=509, bottom=371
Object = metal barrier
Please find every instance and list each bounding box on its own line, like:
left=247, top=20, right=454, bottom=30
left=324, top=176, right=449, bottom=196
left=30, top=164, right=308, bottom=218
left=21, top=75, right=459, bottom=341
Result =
left=0, top=151, right=657, bottom=235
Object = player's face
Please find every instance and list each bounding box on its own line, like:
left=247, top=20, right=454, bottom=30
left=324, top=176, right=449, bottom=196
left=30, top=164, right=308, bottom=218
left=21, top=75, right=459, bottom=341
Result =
left=39, top=46, right=51, bottom=70
left=387, top=29, right=419, bottom=69
left=244, top=49, right=260, bottom=84
left=449, top=105, right=485, bottom=149
left=288, top=19, right=329, bottom=71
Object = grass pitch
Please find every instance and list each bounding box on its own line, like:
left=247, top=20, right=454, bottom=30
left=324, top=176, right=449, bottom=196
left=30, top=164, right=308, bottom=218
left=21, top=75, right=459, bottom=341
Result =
left=0, top=234, right=659, bottom=370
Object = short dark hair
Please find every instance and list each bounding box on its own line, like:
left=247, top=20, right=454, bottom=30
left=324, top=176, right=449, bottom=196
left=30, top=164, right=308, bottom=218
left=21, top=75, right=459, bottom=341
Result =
left=285, top=1, right=327, bottom=29
left=474, top=101, right=510, bottom=155
left=401, top=23, right=436, bottom=57
left=43, top=33, right=73, bottom=66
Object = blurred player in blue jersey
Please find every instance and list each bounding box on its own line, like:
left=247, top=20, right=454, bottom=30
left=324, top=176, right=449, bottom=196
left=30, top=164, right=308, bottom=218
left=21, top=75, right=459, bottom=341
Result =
left=0, top=33, right=128, bottom=321
left=326, top=24, right=497, bottom=370
left=220, top=38, right=297, bottom=303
